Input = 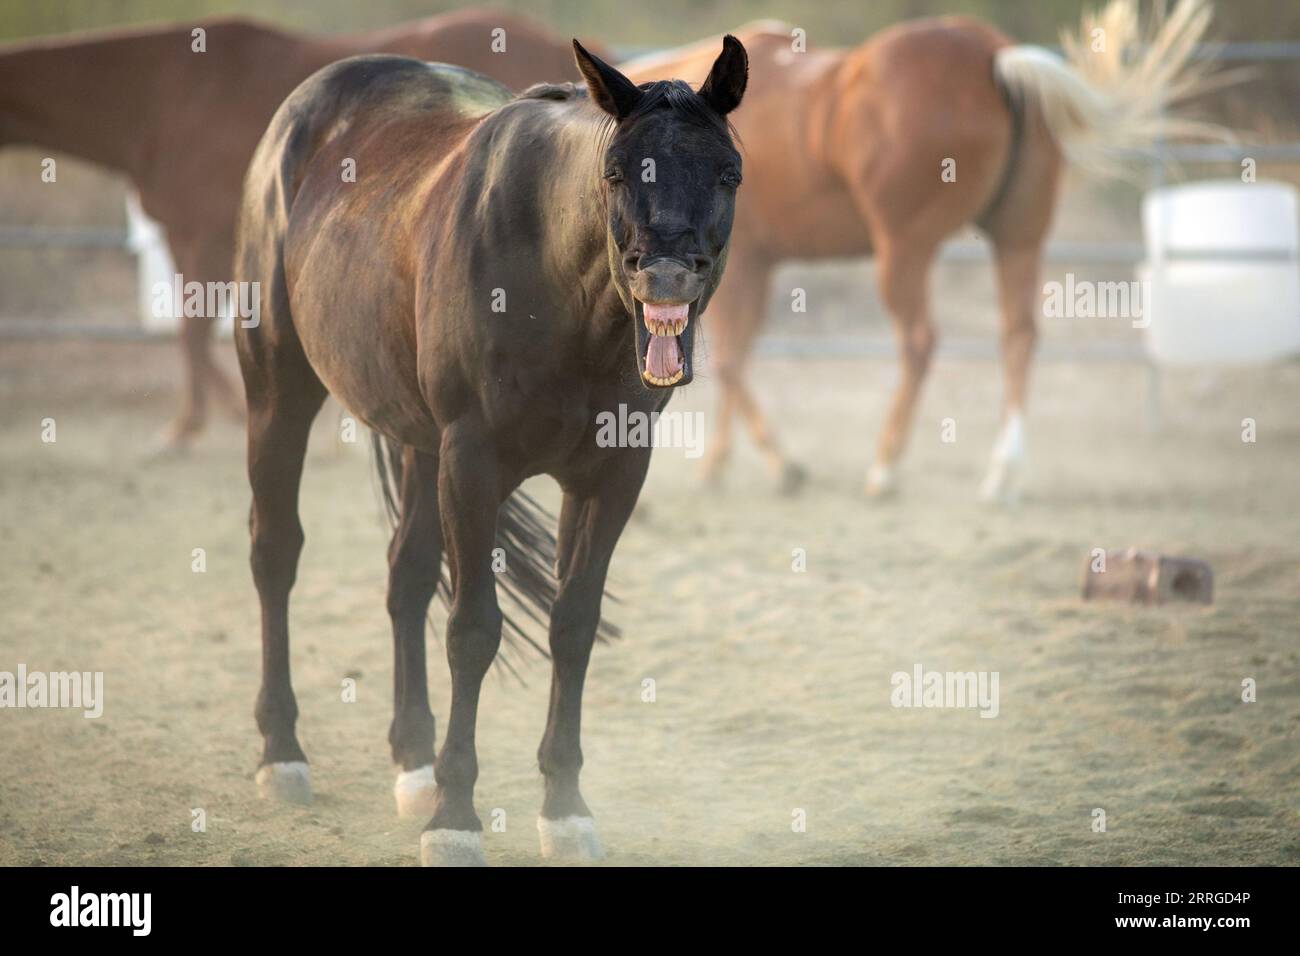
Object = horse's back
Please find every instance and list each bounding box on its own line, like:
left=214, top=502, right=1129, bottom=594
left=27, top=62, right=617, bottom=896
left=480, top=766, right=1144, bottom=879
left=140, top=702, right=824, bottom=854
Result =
left=242, top=54, right=510, bottom=251
left=238, top=55, right=514, bottom=444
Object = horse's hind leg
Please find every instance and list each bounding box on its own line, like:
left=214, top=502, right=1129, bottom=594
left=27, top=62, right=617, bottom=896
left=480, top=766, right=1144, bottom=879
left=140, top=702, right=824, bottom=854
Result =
left=865, top=237, right=939, bottom=497
left=156, top=238, right=245, bottom=453
left=238, top=326, right=326, bottom=804
left=420, top=416, right=501, bottom=866
left=701, top=251, right=804, bottom=492
left=386, top=444, right=441, bottom=818
left=979, top=240, right=1042, bottom=505
left=537, top=448, right=651, bottom=862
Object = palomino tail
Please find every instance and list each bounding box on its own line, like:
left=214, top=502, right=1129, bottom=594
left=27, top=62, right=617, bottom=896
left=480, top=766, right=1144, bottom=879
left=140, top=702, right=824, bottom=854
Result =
left=371, top=433, right=620, bottom=667
left=994, top=0, right=1228, bottom=178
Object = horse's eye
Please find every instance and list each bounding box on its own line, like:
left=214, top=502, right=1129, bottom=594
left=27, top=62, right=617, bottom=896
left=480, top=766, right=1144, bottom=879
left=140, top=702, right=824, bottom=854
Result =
left=604, top=167, right=624, bottom=184
left=721, top=168, right=742, bottom=187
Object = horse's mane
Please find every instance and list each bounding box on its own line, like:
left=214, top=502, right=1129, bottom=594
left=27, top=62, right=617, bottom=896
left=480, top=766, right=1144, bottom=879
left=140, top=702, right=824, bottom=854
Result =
left=517, top=81, right=580, bottom=101
left=517, top=78, right=735, bottom=145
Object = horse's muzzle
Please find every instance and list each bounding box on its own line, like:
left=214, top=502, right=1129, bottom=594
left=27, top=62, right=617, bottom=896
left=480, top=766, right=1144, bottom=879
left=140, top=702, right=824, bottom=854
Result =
left=628, top=259, right=704, bottom=389
left=628, top=257, right=708, bottom=306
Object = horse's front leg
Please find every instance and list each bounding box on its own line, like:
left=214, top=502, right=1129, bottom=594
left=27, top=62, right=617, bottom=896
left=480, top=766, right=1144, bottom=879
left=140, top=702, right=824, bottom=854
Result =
left=538, top=447, right=652, bottom=862
left=420, top=417, right=503, bottom=867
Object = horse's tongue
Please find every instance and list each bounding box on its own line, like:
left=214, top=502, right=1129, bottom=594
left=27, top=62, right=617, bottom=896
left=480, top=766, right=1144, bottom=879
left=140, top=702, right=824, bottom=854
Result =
left=646, top=334, right=682, bottom=379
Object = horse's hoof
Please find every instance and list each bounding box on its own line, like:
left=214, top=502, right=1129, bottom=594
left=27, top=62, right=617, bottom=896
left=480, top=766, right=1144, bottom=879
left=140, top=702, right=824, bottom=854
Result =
left=778, top=462, right=808, bottom=496
left=537, top=815, right=605, bottom=862
left=864, top=463, right=898, bottom=499
left=698, top=464, right=727, bottom=491
left=255, top=761, right=312, bottom=804
left=980, top=413, right=1025, bottom=506
left=419, top=829, right=486, bottom=867
left=394, top=765, right=437, bottom=819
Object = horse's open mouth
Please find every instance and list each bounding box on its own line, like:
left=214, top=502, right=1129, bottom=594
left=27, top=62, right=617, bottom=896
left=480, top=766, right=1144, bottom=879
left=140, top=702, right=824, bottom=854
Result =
left=634, top=300, right=696, bottom=389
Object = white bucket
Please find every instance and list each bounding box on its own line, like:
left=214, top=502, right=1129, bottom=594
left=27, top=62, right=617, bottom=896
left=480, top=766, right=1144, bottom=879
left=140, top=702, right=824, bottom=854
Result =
left=1140, top=180, right=1300, bottom=365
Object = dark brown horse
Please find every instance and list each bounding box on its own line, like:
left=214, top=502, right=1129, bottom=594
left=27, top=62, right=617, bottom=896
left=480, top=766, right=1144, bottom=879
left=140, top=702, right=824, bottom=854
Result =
left=0, top=9, right=600, bottom=449
left=624, top=0, right=1218, bottom=502
left=235, top=39, right=748, bottom=864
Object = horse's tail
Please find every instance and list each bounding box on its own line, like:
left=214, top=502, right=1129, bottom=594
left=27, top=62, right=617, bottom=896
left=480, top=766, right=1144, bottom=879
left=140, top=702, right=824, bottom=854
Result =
left=993, top=0, right=1230, bottom=179
left=370, top=433, right=620, bottom=668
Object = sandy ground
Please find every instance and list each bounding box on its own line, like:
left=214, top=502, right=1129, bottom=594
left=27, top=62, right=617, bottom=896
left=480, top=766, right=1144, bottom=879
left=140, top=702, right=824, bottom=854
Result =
left=0, top=336, right=1297, bottom=867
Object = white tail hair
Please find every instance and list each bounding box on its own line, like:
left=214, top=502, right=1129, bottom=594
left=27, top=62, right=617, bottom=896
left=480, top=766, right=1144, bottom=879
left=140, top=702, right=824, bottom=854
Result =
left=994, top=0, right=1228, bottom=177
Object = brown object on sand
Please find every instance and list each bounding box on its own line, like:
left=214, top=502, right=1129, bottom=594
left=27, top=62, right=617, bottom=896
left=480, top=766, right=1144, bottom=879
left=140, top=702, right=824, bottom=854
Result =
left=1081, top=549, right=1213, bottom=605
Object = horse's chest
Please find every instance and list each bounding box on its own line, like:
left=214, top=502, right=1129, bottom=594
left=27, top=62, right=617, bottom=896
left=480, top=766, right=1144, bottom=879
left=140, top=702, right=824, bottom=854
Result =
left=483, top=374, right=653, bottom=476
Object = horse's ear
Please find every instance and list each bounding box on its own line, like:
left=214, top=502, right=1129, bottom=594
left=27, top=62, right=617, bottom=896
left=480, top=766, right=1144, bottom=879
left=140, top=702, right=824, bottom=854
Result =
left=698, top=34, right=748, bottom=116
left=573, top=39, right=642, bottom=120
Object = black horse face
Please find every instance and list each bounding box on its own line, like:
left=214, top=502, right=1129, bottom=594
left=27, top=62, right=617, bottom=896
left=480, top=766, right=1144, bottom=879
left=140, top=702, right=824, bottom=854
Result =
left=574, top=37, right=747, bottom=389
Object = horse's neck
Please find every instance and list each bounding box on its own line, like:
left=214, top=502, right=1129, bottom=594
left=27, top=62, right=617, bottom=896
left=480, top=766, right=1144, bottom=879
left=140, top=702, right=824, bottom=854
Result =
left=0, top=32, right=172, bottom=174
left=548, top=122, right=625, bottom=325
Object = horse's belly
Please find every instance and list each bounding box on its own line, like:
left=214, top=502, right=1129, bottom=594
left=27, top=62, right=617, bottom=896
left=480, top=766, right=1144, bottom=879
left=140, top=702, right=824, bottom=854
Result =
left=290, top=289, right=437, bottom=451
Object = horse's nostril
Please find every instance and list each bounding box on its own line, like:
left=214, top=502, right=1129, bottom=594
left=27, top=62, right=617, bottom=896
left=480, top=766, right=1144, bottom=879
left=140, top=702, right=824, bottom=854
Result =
left=691, top=255, right=714, bottom=273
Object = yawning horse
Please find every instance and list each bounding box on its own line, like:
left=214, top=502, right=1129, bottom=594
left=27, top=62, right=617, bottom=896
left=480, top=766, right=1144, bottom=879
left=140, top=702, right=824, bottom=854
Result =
left=623, top=0, right=1220, bottom=501
left=0, top=9, right=599, bottom=450
left=235, top=38, right=748, bottom=864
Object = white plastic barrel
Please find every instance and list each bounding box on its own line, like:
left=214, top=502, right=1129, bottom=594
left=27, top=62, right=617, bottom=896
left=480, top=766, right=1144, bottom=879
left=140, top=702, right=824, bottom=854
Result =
left=125, top=191, right=178, bottom=334
left=1139, top=180, right=1300, bottom=365
left=125, top=193, right=238, bottom=340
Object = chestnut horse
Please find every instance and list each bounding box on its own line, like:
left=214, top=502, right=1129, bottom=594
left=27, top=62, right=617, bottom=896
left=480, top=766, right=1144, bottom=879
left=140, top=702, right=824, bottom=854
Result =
left=0, top=9, right=600, bottom=449
left=235, top=40, right=748, bottom=864
left=624, top=0, right=1218, bottom=501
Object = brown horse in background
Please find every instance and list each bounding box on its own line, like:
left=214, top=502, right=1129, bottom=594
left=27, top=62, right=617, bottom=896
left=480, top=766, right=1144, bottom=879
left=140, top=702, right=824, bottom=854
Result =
left=0, top=9, right=602, bottom=449
left=624, top=0, right=1219, bottom=502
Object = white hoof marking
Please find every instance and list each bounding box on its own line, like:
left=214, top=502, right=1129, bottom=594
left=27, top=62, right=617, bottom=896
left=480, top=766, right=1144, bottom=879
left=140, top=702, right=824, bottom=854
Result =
left=980, top=411, right=1025, bottom=505
left=419, top=829, right=486, bottom=867
left=255, top=761, right=312, bottom=805
left=394, top=765, right=437, bottom=819
left=865, top=462, right=897, bottom=498
left=537, top=815, right=605, bottom=862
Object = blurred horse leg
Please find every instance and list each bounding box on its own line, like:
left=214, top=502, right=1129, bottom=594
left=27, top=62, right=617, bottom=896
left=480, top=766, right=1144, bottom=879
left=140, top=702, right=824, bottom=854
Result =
left=865, top=236, right=939, bottom=497
left=160, top=234, right=245, bottom=452
left=978, top=105, right=1061, bottom=504
left=980, top=240, right=1042, bottom=504
left=701, top=249, right=804, bottom=492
